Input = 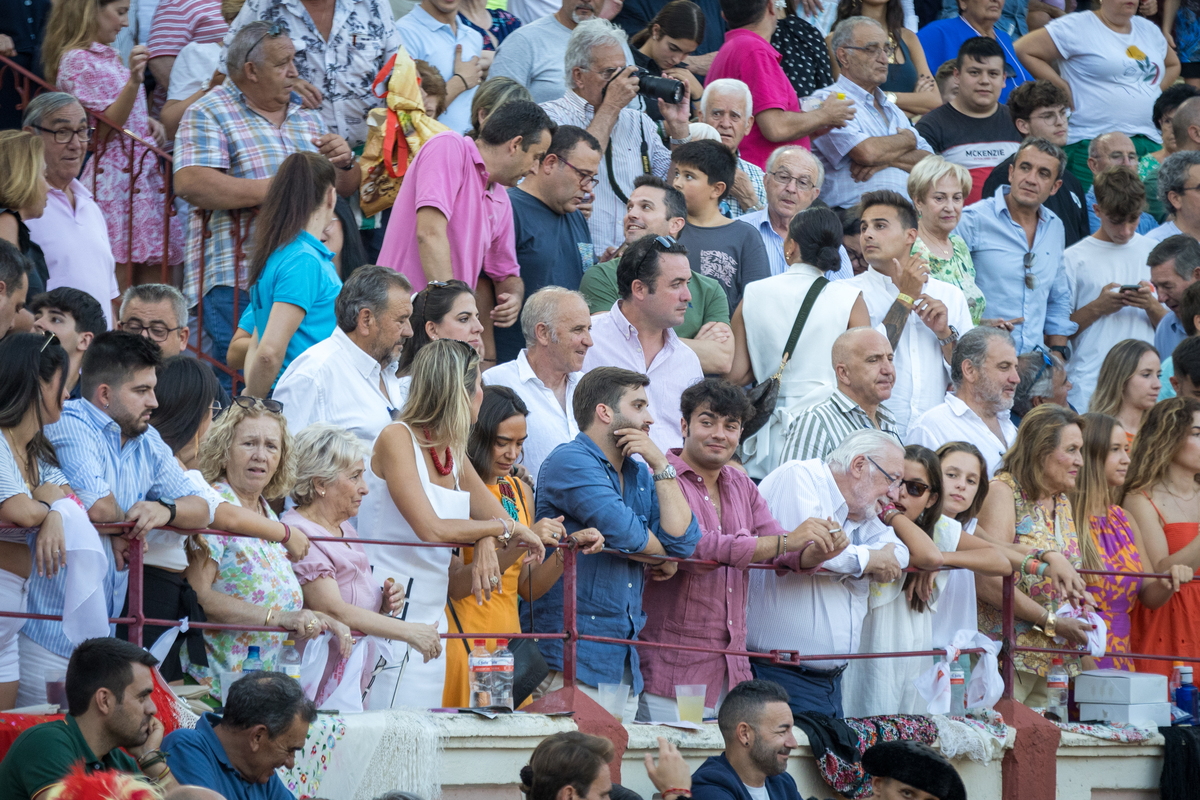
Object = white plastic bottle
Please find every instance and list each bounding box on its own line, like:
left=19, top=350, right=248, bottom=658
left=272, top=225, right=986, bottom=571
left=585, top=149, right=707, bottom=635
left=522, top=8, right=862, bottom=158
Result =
left=949, top=660, right=966, bottom=715
left=280, top=640, right=302, bottom=680
left=1046, top=657, right=1069, bottom=722
left=492, top=639, right=515, bottom=710
left=468, top=639, right=494, bottom=708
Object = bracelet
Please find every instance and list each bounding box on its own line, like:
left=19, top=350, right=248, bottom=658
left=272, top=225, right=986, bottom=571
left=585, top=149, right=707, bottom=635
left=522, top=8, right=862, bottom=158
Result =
left=1020, top=554, right=1037, bottom=575
left=153, top=765, right=172, bottom=784
left=38, top=499, right=52, bottom=511
left=1026, top=559, right=1043, bottom=576
left=265, top=607, right=274, bottom=627
left=280, top=523, right=291, bottom=545
left=452, top=73, right=468, bottom=91
left=138, top=749, right=167, bottom=770
left=1034, top=549, right=1049, bottom=561
left=663, top=790, right=692, bottom=799
left=1036, top=561, right=1050, bottom=577
left=896, top=292, right=916, bottom=307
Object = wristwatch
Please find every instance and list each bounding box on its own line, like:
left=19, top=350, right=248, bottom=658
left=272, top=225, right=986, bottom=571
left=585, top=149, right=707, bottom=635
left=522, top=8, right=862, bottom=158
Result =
left=937, top=325, right=960, bottom=347
left=156, top=498, right=177, bottom=525
left=884, top=91, right=898, bottom=105
left=1049, top=344, right=1072, bottom=363
left=651, top=464, right=678, bottom=482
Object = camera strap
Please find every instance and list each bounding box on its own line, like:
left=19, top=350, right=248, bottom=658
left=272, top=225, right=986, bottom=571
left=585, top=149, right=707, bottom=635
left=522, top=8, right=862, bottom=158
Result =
left=600, top=67, right=652, bottom=205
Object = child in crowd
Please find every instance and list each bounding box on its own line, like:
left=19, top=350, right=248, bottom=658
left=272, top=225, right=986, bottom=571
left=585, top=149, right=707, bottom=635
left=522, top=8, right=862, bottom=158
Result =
left=414, top=59, right=449, bottom=119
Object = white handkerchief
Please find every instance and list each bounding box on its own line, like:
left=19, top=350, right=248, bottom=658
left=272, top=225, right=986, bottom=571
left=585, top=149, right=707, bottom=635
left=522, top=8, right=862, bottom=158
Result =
left=56, top=498, right=110, bottom=646
left=951, top=629, right=1004, bottom=710
left=1056, top=603, right=1108, bottom=658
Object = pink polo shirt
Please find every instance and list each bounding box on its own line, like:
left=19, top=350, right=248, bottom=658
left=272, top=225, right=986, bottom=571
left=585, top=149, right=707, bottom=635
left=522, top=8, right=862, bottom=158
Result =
left=377, top=131, right=520, bottom=292
left=705, top=28, right=810, bottom=169
left=24, top=180, right=119, bottom=329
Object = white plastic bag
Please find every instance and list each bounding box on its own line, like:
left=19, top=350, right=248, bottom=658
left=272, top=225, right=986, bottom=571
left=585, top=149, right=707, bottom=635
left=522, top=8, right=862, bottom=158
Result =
left=952, top=629, right=1004, bottom=710
left=913, top=646, right=959, bottom=715
left=148, top=617, right=188, bottom=663
left=298, top=632, right=331, bottom=700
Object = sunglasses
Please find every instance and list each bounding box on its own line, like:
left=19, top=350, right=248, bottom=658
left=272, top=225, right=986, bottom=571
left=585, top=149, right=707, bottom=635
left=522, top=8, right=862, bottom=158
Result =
left=232, top=395, right=284, bottom=414
left=248, top=20, right=286, bottom=58
left=1029, top=348, right=1054, bottom=389
left=1023, top=251, right=1037, bottom=290
left=900, top=478, right=930, bottom=497
left=634, top=234, right=678, bottom=279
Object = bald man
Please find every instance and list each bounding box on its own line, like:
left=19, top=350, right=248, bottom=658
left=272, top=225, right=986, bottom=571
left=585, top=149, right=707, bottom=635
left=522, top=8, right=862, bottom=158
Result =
left=780, top=327, right=901, bottom=464
left=1085, top=133, right=1157, bottom=235
left=1172, top=96, right=1200, bottom=154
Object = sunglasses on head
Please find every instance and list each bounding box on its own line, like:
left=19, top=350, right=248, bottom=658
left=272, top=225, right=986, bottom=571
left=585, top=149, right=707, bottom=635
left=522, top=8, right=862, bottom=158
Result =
left=232, top=395, right=284, bottom=414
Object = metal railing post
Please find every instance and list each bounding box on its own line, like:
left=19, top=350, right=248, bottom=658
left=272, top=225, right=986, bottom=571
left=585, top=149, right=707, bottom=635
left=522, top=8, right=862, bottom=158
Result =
left=1001, top=576, right=1015, bottom=699
left=127, top=536, right=146, bottom=647
left=562, top=545, right=577, bottom=687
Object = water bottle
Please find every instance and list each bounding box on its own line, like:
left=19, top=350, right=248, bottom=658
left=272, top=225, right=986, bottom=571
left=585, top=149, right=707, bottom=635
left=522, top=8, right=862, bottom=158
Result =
left=1176, top=667, right=1199, bottom=724
left=1170, top=661, right=1185, bottom=702
left=242, top=645, right=264, bottom=673
left=468, top=640, right=494, bottom=708
left=949, top=660, right=967, bottom=715
left=1046, top=658, right=1069, bottom=722
left=492, top=639, right=515, bottom=710
left=280, top=640, right=302, bottom=680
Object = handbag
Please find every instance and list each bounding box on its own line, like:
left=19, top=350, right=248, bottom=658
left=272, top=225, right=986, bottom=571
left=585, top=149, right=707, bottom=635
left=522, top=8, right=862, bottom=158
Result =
left=741, top=276, right=829, bottom=441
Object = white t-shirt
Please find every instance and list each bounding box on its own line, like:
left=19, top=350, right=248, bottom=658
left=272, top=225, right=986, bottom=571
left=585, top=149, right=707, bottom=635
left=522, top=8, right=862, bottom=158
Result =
left=1046, top=12, right=1167, bottom=144
left=1063, top=234, right=1157, bottom=409
left=744, top=783, right=771, bottom=800
left=166, top=42, right=221, bottom=102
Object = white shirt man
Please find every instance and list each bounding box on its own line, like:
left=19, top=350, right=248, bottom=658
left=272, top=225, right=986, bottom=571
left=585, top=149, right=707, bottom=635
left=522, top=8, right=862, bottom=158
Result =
left=273, top=267, right=413, bottom=442
left=908, top=327, right=1020, bottom=478
left=699, top=78, right=767, bottom=219
left=483, top=287, right=593, bottom=481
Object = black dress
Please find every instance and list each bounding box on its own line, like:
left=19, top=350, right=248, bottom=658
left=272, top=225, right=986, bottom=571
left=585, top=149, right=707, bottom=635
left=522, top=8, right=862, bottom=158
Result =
left=772, top=14, right=835, bottom=100
left=1, top=209, right=48, bottom=296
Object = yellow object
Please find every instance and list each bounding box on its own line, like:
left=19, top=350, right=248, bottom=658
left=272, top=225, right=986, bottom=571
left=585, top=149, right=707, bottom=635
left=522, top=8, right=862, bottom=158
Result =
left=896, top=292, right=916, bottom=306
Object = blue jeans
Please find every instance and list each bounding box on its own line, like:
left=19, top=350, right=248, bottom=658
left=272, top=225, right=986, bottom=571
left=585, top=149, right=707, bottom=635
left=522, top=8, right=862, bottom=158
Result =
left=201, top=286, right=249, bottom=394
left=751, top=659, right=845, bottom=718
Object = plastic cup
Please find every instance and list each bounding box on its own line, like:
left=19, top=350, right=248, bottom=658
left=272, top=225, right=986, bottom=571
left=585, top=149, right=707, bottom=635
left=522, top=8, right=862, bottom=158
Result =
left=675, top=684, right=706, bottom=723
left=596, top=683, right=631, bottom=722
left=44, top=670, right=67, bottom=709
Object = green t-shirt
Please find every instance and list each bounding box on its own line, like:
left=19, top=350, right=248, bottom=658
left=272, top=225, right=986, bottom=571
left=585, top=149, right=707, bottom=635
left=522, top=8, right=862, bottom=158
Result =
left=0, top=715, right=143, bottom=800
left=578, top=258, right=731, bottom=339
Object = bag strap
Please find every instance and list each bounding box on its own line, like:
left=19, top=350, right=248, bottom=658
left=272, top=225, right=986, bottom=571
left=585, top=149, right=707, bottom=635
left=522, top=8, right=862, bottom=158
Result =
left=772, top=277, right=829, bottom=381
left=446, top=593, right=473, bottom=656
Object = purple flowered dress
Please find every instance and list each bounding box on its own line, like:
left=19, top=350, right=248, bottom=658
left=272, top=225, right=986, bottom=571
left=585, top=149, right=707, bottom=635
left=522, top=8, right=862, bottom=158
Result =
left=56, top=43, right=183, bottom=265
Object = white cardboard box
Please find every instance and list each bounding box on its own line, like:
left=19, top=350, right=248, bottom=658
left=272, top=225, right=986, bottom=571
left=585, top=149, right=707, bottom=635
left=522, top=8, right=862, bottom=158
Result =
left=1078, top=702, right=1171, bottom=727
left=1074, top=669, right=1167, bottom=705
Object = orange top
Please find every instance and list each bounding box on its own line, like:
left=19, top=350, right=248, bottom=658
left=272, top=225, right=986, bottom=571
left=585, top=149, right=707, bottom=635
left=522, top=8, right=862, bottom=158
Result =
left=1130, top=493, right=1200, bottom=677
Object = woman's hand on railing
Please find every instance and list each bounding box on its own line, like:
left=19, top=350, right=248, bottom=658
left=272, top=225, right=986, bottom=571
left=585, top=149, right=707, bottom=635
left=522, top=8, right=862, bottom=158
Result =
left=147, top=117, right=167, bottom=148
left=1044, top=550, right=1087, bottom=605
left=34, top=511, right=66, bottom=578
left=403, top=622, right=442, bottom=663
left=567, top=527, right=605, bottom=555
left=380, top=577, right=405, bottom=616
left=317, top=611, right=354, bottom=657
left=512, top=522, right=548, bottom=565
left=281, top=524, right=311, bottom=563
left=904, top=569, right=936, bottom=605
left=1161, top=564, right=1195, bottom=594
left=531, top=515, right=566, bottom=547
left=471, top=535, right=503, bottom=605
left=644, top=737, right=691, bottom=798
left=278, top=609, right=326, bottom=642
left=1056, top=615, right=1094, bottom=647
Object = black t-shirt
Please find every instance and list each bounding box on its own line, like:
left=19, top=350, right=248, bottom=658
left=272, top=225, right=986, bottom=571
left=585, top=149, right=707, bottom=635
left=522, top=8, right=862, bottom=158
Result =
left=916, top=104, right=1022, bottom=205
left=981, top=153, right=1090, bottom=247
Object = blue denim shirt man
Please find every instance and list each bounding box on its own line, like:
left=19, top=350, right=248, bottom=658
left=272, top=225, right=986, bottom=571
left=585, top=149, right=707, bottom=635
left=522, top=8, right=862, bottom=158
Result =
left=527, top=366, right=702, bottom=695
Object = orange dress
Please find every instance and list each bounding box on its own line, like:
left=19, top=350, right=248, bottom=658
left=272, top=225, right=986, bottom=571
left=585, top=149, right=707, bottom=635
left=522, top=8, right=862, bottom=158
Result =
left=1130, top=493, right=1200, bottom=677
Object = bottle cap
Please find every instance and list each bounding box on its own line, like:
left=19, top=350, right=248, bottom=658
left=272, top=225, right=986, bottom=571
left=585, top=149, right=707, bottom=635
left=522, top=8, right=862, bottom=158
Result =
left=283, top=640, right=295, bottom=646
left=1051, top=657, right=1063, bottom=666
left=248, top=645, right=260, bottom=657
left=496, top=639, right=508, bottom=648
left=473, top=639, right=487, bottom=647
left=1182, top=666, right=1193, bottom=679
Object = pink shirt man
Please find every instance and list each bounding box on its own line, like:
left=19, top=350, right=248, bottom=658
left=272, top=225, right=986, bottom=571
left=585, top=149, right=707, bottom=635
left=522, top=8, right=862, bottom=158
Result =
left=377, top=131, right=521, bottom=292
left=705, top=28, right=809, bottom=169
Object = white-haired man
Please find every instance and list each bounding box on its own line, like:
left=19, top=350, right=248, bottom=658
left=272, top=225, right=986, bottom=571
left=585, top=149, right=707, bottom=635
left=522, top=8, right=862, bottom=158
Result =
left=700, top=79, right=766, bottom=219
left=746, top=429, right=909, bottom=718
left=542, top=19, right=692, bottom=253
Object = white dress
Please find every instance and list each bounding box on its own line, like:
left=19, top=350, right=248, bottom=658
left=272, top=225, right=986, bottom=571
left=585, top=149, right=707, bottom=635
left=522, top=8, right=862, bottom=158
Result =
left=359, top=422, right=469, bottom=710
left=740, top=262, right=861, bottom=479
left=842, top=517, right=961, bottom=717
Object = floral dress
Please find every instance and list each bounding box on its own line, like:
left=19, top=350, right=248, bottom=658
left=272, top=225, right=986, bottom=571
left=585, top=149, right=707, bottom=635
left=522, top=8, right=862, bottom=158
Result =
left=978, top=473, right=1083, bottom=677
left=56, top=43, right=182, bottom=265
left=1086, top=505, right=1143, bottom=671
left=181, top=481, right=303, bottom=698
left=912, top=234, right=986, bottom=325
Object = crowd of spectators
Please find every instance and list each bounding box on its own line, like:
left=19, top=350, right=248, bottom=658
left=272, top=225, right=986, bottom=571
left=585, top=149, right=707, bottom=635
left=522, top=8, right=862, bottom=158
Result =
left=8, top=0, right=1200, bottom=794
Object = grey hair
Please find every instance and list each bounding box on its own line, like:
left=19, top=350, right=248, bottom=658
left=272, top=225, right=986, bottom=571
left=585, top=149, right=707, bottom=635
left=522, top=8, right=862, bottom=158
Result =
left=564, top=19, right=628, bottom=90
left=520, top=286, right=588, bottom=347
left=21, top=92, right=83, bottom=129
left=950, top=326, right=1015, bottom=388
left=1148, top=234, right=1200, bottom=279
left=1015, top=135, right=1067, bottom=180
left=701, top=78, right=754, bottom=117
left=335, top=265, right=412, bottom=332
left=1087, top=131, right=1131, bottom=161
left=1158, top=150, right=1200, bottom=214
left=227, top=20, right=278, bottom=76
left=825, top=428, right=902, bottom=473
left=120, top=283, right=187, bottom=329
left=222, top=671, right=317, bottom=737
left=764, top=145, right=824, bottom=187
left=290, top=423, right=371, bottom=507
left=1013, top=350, right=1064, bottom=419
left=830, top=16, right=884, bottom=68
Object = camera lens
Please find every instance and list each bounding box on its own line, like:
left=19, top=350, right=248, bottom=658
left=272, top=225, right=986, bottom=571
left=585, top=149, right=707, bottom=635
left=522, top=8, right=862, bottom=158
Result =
left=633, top=68, right=685, bottom=105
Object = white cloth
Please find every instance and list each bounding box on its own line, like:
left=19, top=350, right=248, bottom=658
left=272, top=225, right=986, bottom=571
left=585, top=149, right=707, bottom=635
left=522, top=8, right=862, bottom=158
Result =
left=1063, top=234, right=1157, bottom=410
left=745, top=784, right=771, bottom=800
left=56, top=497, right=110, bottom=647
left=932, top=518, right=978, bottom=649
left=951, top=629, right=1004, bottom=710
left=145, top=469, right=223, bottom=570
left=166, top=42, right=220, bottom=101
left=482, top=350, right=581, bottom=484
left=360, top=422, right=467, bottom=709
left=740, top=262, right=863, bottom=480
left=1045, top=12, right=1167, bottom=145
left=0, top=567, right=27, bottom=682
left=274, top=327, right=407, bottom=444
left=746, top=459, right=910, bottom=671
left=15, top=632, right=69, bottom=707
left=842, top=267, right=974, bottom=436
left=907, top=393, right=1017, bottom=479
left=1145, top=220, right=1181, bottom=243
left=1057, top=603, right=1108, bottom=658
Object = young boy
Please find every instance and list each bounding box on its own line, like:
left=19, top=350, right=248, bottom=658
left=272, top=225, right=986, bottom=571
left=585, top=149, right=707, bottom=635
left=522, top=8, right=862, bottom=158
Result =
left=672, top=140, right=771, bottom=313
left=27, top=287, right=106, bottom=396
left=1064, top=166, right=1165, bottom=410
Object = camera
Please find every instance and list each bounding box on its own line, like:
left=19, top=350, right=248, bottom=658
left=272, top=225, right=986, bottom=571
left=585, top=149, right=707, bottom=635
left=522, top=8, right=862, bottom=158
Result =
left=633, top=68, right=686, bottom=105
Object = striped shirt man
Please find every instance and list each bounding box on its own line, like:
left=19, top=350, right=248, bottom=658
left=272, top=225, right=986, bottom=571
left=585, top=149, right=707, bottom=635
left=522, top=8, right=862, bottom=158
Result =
left=781, top=390, right=900, bottom=465
left=148, top=0, right=228, bottom=62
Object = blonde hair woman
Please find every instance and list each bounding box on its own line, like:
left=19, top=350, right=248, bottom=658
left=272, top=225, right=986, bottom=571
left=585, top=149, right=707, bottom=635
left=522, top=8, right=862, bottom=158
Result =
left=0, top=130, right=49, bottom=331
left=1089, top=339, right=1162, bottom=440
left=907, top=155, right=986, bottom=325
left=358, top=339, right=552, bottom=709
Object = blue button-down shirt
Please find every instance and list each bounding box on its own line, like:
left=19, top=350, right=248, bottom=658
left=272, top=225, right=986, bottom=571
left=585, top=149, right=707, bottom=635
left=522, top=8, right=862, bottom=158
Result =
left=524, top=432, right=701, bottom=692
left=395, top=5, right=483, bottom=134
left=956, top=185, right=1077, bottom=353
left=1156, top=310, right=1187, bottom=362
left=739, top=208, right=855, bottom=279
left=164, top=713, right=293, bottom=800
left=25, top=399, right=202, bottom=657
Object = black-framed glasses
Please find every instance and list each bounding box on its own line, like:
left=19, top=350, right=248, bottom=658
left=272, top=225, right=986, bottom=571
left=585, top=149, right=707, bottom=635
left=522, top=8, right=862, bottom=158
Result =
left=232, top=395, right=285, bottom=414
left=900, top=478, right=930, bottom=497
left=119, top=319, right=181, bottom=342
left=561, top=159, right=599, bottom=189
left=866, top=455, right=901, bottom=488
left=248, top=20, right=286, bottom=58
left=40, top=331, right=60, bottom=353
left=843, top=43, right=895, bottom=59
left=1023, top=251, right=1037, bottom=290
left=32, top=124, right=94, bottom=144
left=632, top=235, right=679, bottom=285
left=1179, top=184, right=1200, bottom=195
left=768, top=171, right=816, bottom=191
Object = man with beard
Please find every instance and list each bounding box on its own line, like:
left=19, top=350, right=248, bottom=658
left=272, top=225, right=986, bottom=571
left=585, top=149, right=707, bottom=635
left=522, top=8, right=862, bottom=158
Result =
left=529, top=366, right=701, bottom=719
left=638, top=381, right=846, bottom=722
left=273, top=267, right=414, bottom=443
left=691, top=680, right=803, bottom=800
left=18, top=333, right=214, bottom=706
left=908, top=327, right=1020, bottom=479
left=0, top=638, right=176, bottom=799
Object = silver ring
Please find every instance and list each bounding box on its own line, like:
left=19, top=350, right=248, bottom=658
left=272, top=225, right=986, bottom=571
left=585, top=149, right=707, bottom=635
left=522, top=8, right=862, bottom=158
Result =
left=489, top=575, right=500, bottom=587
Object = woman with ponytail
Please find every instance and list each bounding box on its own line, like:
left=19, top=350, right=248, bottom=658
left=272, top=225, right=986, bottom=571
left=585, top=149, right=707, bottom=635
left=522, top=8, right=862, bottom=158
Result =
left=243, top=152, right=342, bottom=397
left=728, top=205, right=871, bottom=479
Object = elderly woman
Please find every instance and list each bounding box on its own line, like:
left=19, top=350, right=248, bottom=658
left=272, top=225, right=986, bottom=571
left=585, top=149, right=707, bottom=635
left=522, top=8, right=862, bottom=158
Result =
left=908, top=156, right=985, bottom=325
left=182, top=397, right=349, bottom=698
left=1140, top=85, right=1200, bottom=221
left=1015, top=0, right=1180, bottom=191
left=976, top=404, right=1092, bottom=707
left=284, top=423, right=443, bottom=708
left=1089, top=339, right=1162, bottom=440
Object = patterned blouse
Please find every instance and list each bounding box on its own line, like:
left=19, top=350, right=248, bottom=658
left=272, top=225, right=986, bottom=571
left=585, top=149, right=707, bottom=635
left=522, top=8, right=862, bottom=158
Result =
left=912, top=234, right=986, bottom=325
left=772, top=14, right=834, bottom=101
left=978, top=472, right=1083, bottom=677
left=1086, top=505, right=1144, bottom=671
left=181, top=481, right=303, bottom=698
left=459, top=9, right=522, bottom=51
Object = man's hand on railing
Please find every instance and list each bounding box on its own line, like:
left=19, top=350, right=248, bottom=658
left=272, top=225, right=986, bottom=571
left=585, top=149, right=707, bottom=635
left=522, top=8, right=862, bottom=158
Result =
left=148, top=117, right=167, bottom=148
left=792, top=517, right=849, bottom=565
left=125, top=499, right=173, bottom=538
left=294, top=78, right=324, bottom=109
left=281, top=524, right=311, bottom=563
left=1043, top=550, right=1088, bottom=605
left=647, top=560, right=678, bottom=581
left=35, top=511, right=66, bottom=578
left=566, top=527, right=605, bottom=555
left=865, top=543, right=902, bottom=583
left=111, top=534, right=136, bottom=570
left=644, top=737, right=691, bottom=799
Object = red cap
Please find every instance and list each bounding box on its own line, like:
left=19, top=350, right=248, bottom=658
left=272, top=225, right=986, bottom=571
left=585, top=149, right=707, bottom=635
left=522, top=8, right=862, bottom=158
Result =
left=473, top=639, right=486, bottom=647
left=1051, top=657, right=1064, bottom=665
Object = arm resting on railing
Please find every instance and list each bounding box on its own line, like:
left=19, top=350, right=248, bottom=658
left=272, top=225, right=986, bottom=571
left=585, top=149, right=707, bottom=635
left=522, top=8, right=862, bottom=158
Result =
left=300, top=576, right=442, bottom=663
left=174, top=165, right=271, bottom=211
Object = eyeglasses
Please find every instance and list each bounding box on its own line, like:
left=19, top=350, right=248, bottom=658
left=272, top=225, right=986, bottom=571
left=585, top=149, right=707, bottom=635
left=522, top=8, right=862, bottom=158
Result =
left=119, top=319, right=182, bottom=342
left=866, top=455, right=901, bottom=488
left=768, top=171, right=816, bottom=191
left=1029, top=348, right=1054, bottom=390
left=900, top=478, right=930, bottom=497
left=248, top=20, right=286, bottom=58
left=1030, top=108, right=1071, bottom=125
left=843, top=42, right=895, bottom=59
left=561, top=158, right=600, bottom=189
left=590, top=65, right=627, bottom=82
left=232, top=395, right=285, bottom=414
left=1023, top=251, right=1037, bottom=290
left=1179, top=184, right=1200, bottom=195
left=40, top=331, right=60, bottom=353
left=32, top=124, right=94, bottom=144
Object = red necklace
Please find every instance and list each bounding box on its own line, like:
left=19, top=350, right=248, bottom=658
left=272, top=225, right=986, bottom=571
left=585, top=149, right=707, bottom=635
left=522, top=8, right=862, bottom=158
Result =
left=423, top=428, right=454, bottom=476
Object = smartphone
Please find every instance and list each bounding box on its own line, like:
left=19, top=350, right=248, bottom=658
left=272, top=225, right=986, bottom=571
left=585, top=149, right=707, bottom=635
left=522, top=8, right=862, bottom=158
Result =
left=1120, top=285, right=1141, bottom=292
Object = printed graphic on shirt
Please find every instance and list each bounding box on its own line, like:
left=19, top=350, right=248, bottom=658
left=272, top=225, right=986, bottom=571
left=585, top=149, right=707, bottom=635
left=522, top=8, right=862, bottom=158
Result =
left=700, top=250, right=738, bottom=288
left=1125, top=45, right=1161, bottom=84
